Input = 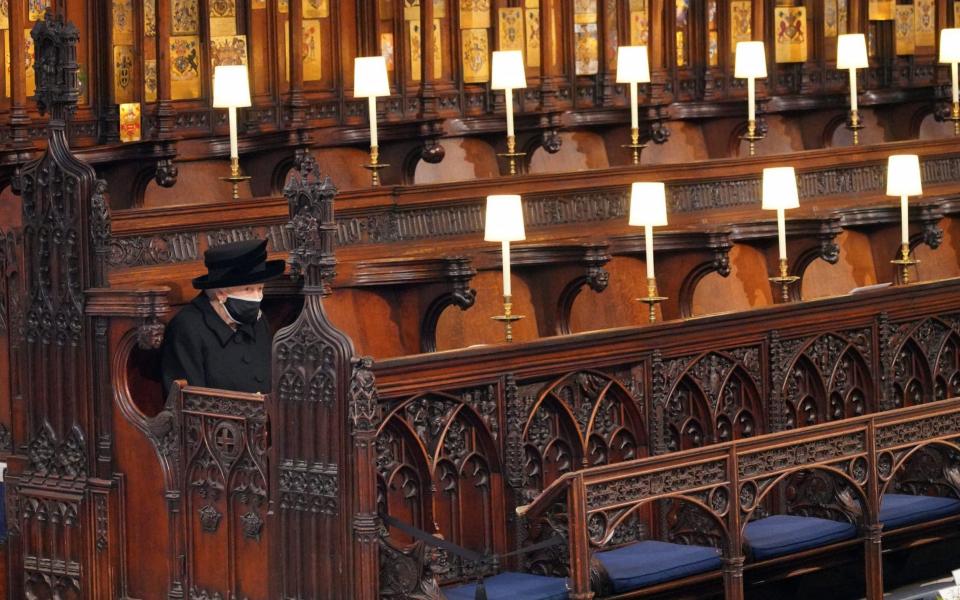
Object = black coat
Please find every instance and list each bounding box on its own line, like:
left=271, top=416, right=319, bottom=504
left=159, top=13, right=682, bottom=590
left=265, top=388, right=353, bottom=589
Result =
left=161, top=294, right=273, bottom=395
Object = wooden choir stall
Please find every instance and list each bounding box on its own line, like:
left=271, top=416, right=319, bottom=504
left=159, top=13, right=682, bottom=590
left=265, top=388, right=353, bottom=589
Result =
left=6, top=1, right=960, bottom=600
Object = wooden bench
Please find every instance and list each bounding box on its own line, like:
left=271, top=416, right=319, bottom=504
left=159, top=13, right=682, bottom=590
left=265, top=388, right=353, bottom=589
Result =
left=515, top=398, right=960, bottom=599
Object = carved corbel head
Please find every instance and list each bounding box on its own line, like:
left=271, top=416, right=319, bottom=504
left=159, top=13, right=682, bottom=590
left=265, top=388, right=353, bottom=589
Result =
left=154, top=158, right=179, bottom=188
left=136, top=317, right=166, bottom=350
left=818, top=236, right=841, bottom=265
left=922, top=220, right=944, bottom=250
left=419, top=121, right=446, bottom=164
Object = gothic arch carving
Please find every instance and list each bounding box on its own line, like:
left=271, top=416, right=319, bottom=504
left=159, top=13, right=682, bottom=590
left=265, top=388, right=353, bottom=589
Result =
left=522, top=371, right=646, bottom=496
left=377, top=391, right=505, bottom=583
left=657, top=350, right=764, bottom=452
left=777, top=331, right=875, bottom=427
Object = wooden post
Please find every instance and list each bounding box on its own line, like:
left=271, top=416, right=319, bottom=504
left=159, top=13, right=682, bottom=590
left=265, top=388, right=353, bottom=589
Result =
left=725, top=446, right=745, bottom=600
left=864, top=422, right=884, bottom=600
left=8, top=0, right=29, bottom=148
left=287, top=0, right=306, bottom=127
left=269, top=154, right=375, bottom=599
left=568, top=474, right=595, bottom=600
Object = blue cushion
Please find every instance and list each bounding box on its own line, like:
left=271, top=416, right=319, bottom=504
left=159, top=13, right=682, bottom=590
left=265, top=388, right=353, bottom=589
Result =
left=593, top=540, right=722, bottom=593
left=880, top=494, right=960, bottom=530
left=744, top=515, right=857, bottom=561
left=442, top=572, right=569, bottom=600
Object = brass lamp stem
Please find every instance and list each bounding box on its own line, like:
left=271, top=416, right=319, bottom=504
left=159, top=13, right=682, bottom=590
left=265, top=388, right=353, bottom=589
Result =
left=638, top=277, right=667, bottom=324
left=491, top=294, right=524, bottom=343
left=362, top=144, right=389, bottom=187
left=768, top=258, right=799, bottom=303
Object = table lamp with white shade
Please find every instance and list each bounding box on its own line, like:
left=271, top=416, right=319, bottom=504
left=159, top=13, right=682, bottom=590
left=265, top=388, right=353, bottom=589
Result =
left=940, top=28, right=960, bottom=135
left=491, top=50, right=527, bottom=175
left=212, top=65, right=252, bottom=200
left=734, top=41, right=767, bottom=156
left=616, top=46, right=651, bottom=165
left=354, top=56, right=391, bottom=186
left=837, top=34, right=868, bottom=145
left=629, top=182, right=668, bottom=322
left=485, top=194, right=526, bottom=342
left=887, top=154, right=923, bottom=283
left=762, top=166, right=801, bottom=301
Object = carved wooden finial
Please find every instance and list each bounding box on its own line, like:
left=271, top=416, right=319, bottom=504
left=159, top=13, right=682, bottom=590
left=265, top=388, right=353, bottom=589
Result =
left=30, top=11, right=80, bottom=122
left=283, top=153, right=338, bottom=295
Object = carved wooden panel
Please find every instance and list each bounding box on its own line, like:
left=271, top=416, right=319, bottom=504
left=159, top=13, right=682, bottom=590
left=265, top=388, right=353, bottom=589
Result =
left=180, top=389, right=268, bottom=600
left=654, top=348, right=764, bottom=453
left=886, top=316, right=960, bottom=408
left=521, top=370, right=646, bottom=498
left=377, top=390, right=504, bottom=585
left=774, top=329, right=875, bottom=429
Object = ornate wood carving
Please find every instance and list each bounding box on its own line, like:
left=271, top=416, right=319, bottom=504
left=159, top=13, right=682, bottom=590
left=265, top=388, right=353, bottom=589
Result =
left=886, top=316, right=960, bottom=409
left=269, top=154, right=377, bottom=599
left=5, top=12, right=118, bottom=599
left=521, top=370, right=646, bottom=499
left=774, top=329, right=875, bottom=428
left=176, top=386, right=269, bottom=597
left=656, top=348, right=764, bottom=453
left=377, top=390, right=503, bottom=586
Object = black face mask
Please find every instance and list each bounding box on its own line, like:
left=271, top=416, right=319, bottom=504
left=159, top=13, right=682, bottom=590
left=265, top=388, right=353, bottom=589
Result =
left=223, top=296, right=261, bottom=325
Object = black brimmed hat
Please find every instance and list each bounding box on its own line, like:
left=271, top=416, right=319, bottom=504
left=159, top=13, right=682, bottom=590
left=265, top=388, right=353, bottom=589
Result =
left=192, top=239, right=285, bottom=290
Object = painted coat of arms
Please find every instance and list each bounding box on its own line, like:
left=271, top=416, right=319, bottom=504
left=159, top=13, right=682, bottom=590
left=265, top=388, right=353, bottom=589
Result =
left=775, top=7, right=806, bottom=63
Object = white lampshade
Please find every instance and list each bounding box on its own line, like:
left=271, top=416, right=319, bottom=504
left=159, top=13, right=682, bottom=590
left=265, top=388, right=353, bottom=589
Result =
left=735, top=41, right=767, bottom=79
left=354, top=56, right=390, bottom=97
left=491, top=50, right=527, bottom=90
left=616, top=46, right=650, bottom=84
left=212, top=65, right=251, bottom=108
left=484, top=195, right=526, bottom=241
left=940, top=29, right=960, bottom=63
left=628, top=182, right=668, bottom=227
left=886, top=155, right=923, bottom=197
left=837, top=34, right=868, bottom=69
left=762, top=167, right=800, bottom=210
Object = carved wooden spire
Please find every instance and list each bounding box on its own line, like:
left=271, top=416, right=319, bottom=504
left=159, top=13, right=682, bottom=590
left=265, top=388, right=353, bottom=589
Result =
left=7, top=12, right=116, bottom=599
left=284, top=152, right=338, bottom=295
left=31, top=11, right=80, bottom=124
left=270, top=156, right=380, bottom=599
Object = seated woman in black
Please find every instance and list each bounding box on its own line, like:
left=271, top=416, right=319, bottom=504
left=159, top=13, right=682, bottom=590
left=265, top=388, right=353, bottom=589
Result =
left=161, top=239, right=284, bottom=395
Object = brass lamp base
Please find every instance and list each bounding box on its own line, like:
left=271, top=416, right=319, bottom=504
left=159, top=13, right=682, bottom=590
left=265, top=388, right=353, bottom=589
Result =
left=637, top=278, right=667, bottom=324
left=620, top=127, right=647, bottom=165
left=891, top=243, right=919, bottom=285
left=496, top=135, right=526, bottom=176
left=769, top=258, right=799, bottom=303
left=739, top=120, right=764, bottom=157
left=491, top=295, right=524, bottom=343
left=847, top=110, right=864, bottom=146
left=945, top=102, right=960, bottom=136
left=220, top=156, right=251, bottom=200
left=362, top=146, right=389, bottom=187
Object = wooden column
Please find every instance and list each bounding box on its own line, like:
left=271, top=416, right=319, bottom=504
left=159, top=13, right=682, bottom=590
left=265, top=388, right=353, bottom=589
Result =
left=568, top=474, right=595, bottom=600
left=600, top=0, right=618, bottom=105
left=269, top=155, right=371, bottom=600
left=864, top=422, right=884, bottom=600
left=287, top=0, right=306, bottom=127
left=8, top=0, right=29, bottom=148
left=419, top=0, right=437, bottom=117
left=725, top=446, right=745, bottom=600
left=539, top=0, right=562, bottom=111
left=349, top=359, right=381, bottom=600
left=154, top=0, right=174, bottom=137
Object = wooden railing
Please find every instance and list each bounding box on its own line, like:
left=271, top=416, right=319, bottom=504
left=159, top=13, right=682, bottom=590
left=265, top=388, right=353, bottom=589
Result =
left=517, top=398, right=960, bottom=600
